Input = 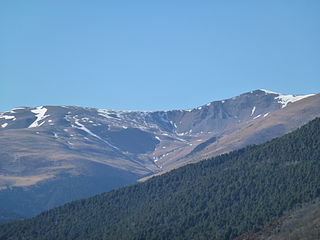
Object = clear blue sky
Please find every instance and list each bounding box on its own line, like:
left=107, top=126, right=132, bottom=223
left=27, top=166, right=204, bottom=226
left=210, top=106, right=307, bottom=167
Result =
left=1, top=1, right=319, bottom=112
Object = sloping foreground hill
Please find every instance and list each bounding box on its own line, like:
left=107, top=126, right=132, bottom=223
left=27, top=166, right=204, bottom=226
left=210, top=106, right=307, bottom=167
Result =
left=235, top=199, right=320, bottom=240
left=1, top=118, right=320, bottom=240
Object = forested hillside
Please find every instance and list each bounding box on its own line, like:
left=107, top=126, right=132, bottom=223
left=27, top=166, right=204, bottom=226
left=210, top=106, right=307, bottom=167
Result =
left=235, top=199, right=320, bottom=240
left=1, top=118, right=320, bottom=240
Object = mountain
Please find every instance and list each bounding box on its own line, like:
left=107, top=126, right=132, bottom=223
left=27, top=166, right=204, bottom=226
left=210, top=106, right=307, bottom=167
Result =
left=1, top=117, right=320, bottom=240
left=0, top=89, right=318, bottom=218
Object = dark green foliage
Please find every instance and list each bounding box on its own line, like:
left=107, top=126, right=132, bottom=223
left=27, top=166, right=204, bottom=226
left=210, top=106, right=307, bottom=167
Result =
left=1, top=118, right=320, bottom=240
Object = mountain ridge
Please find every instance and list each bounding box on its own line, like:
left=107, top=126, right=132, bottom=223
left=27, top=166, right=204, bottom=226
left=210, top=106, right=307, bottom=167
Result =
left=2, top=89, right=314, bottom=114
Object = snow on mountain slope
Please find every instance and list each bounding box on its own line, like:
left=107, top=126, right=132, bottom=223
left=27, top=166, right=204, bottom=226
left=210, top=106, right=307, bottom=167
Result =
left=276, top=94, right=315, bottom=108
left=28, top=106, right=49, bottom=128
left=259, top=89, right=315, bottom=108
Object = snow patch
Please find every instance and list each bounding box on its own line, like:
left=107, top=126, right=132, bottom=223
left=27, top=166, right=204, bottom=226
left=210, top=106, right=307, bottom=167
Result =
left=73, top=117, right=119, bottom=150
left=29, top=106, right=49, bottom=128
left=0, top=115, right=16, bottom=120
left=177, top=132, right=187, bottom=136
left=38, top=121, right=45, bottom=127
left=263, top=113, right=269, bottom=117
left=276, top=94, right=315, bottom=108
left=175, top=136, right=187, bottom=142
left=170, top=121, right=177, bottom=129
left=9, top=107, right=25, bottom=113
left=155, top=136, right=161, bottom=141
left=260, top=89, right=280, bottom=95
left=253, top=114, right=261, bottom=120
left=97, top=109, right=123, bottom=120
left=1, top=123, right=8, bottom=128
left=251, top=106, right=256, bottom=116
